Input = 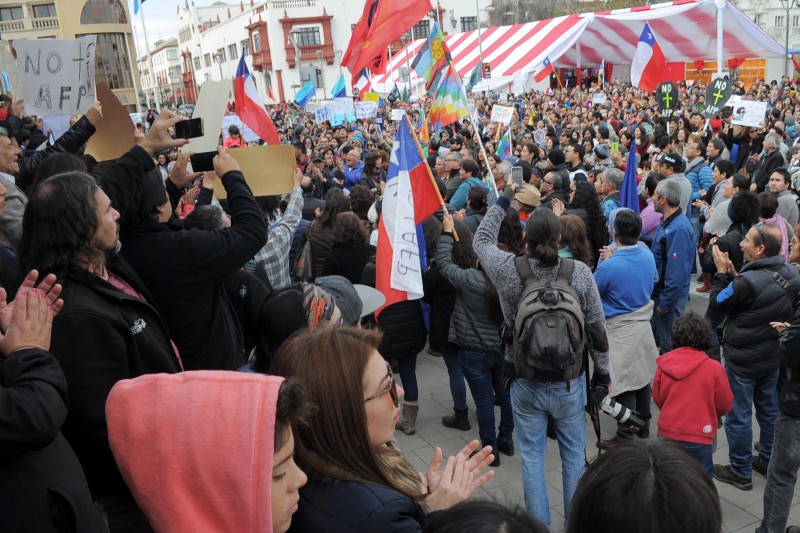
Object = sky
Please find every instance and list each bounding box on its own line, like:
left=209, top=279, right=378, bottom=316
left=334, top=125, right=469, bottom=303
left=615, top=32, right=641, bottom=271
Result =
left=128, top=0, right=184, bottom=56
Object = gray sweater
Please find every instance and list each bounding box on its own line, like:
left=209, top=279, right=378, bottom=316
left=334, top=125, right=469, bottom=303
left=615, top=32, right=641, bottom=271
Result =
left=473, top=201, right=610, bottom=378
left=436, top=235, right=502, bottom=355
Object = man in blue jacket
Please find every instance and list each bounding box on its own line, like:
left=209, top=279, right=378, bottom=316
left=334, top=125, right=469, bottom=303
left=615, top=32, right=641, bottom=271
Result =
left=650, top=179, right=695, bottom=353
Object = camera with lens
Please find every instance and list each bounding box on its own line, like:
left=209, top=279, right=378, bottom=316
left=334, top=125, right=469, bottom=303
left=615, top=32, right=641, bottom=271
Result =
left=590, top=385, right=648, bottom=435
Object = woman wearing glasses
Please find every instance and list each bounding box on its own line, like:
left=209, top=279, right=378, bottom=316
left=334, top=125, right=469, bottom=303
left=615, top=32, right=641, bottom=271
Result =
left=271, top=327, right=495, bottom=532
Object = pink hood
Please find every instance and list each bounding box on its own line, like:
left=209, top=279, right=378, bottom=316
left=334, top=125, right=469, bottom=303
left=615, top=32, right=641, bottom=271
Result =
left=106, top=371, right=284, bottom=532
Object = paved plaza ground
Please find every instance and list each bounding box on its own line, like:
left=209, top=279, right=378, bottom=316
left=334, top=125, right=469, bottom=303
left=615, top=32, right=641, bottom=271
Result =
left=394, top=284, right=800, bottom=533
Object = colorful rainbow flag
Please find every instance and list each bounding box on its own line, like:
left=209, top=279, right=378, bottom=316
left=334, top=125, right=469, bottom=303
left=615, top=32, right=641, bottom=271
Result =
left=495, top=130, right=511, bottom=160
left=429, top=63, right=468, bottom=131
left=411, top=21, right=451, bottom=91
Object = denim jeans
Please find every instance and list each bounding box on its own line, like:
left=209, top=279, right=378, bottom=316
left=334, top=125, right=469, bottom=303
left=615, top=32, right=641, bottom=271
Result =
left=442, top=350, right=467, bottom=411
left=758, top=413, right=800, bottom=533
left=651, top=292, right=688, bottom=353
left=704, top=304, right=725, bottom=360
left=396, top=354, right=418, bottom=402
left=511, top=375, right=586, bottom=529
left=614, top=384, right=652, bottom=439
left=723, top=363, right=779, bottom=478
left=459, top=350, right=513, bottom=450
left=675, top=440, right=714, bottom=477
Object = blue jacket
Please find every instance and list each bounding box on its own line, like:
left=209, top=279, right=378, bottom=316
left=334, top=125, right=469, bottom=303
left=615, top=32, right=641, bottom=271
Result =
left=651, top=210, right=694, bottom=312
left=685, top=158, right=713, bottom=202
left=449, top=177, right=488, bottom=210
left=341, top=161, right=364, bottom=190
left=594, top=245, right=658, bottom=318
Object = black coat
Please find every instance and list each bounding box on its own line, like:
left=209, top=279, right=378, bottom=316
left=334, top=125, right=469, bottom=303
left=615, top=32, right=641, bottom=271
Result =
left=322, top=244, right=376, bottom=285
left=422, top=261, right=459, bottom=353
left=0, top=349, right=107, bottom=533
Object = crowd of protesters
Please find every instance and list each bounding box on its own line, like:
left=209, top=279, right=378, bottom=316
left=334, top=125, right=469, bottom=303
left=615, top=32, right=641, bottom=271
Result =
left=4, top=72, right=800, bottom=533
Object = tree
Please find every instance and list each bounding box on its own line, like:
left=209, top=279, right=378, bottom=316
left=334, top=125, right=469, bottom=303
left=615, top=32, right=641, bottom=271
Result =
left=488, top=0, right=652, bottom=24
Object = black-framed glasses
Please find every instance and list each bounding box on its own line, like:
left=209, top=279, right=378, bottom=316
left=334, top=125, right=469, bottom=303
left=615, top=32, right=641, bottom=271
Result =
left=365, top=363, right=399, bottom=407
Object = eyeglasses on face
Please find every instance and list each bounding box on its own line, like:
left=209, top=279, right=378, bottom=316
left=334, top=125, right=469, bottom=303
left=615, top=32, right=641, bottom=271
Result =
left=365, top=362, right=399, bottom=408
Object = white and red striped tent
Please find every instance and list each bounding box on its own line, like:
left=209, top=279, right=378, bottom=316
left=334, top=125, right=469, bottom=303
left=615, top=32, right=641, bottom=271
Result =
left=370, top=0, right=784, bottom=93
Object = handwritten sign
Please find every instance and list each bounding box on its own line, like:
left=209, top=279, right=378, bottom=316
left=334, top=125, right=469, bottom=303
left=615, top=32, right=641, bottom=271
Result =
left=490, top=105, right=514, bottom=126
left=391, top=109, right=406, bottom=121
left=355, top=101, right=378, bottom=119
left=592, top=93, right=607, bottom=105
left=703, top=77, right=733, bottom=118
left=731, top=100, right=768, bottom=128
left=315, top=104, right=331, bottom=124
left=16, top=36, right=96, bottom=116
left=655, top=81, right=679, bottom=119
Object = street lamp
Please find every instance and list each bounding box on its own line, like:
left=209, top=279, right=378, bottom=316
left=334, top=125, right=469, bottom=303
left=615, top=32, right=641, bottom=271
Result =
left=169, top=70, right=180, bottom=107
left=214, top=51, right=224, bottom=80
left=476, top=4, right=495, bottom=80
left=335, top=49, right=343, bottom=77
left=288, top=33, right=302, bottom=86
left=315, top=49, right=326, bottom=99
left=780, top=0, right=800, bottom=77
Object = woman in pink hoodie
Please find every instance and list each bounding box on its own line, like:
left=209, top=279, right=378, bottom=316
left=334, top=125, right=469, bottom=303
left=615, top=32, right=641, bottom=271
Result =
left=653, top=311, right=734, bottom=476
left=106, top=372, right=308, bottom=533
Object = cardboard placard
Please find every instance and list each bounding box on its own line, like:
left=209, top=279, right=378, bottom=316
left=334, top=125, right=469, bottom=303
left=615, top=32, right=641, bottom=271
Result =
left=363, top=92, right=380, bottom=104
left=703, top=77, right=733, bottom=118
left=16, top=36, right=96, bottom=116
left=315, top=104, right=331, bottom=124
left=85, top=82, right=135, bottom=162
left=592, top=93, right=607, bottom=105
left=212, top=145, right=295, bottom=199
left=655, top=81, right=679, bottom=119
left=355, top=101, right=378, bottom=119
left=490, top=105, right=514, bottom=126
left=185, top=80, right=230, bottom=157
left=725, top=94, right=742, bottom=108
left=333, top=97, right=356, bottom=122
left=391, top=109, right=406, bottom=121
left=731, top=100, right=768, bottom=128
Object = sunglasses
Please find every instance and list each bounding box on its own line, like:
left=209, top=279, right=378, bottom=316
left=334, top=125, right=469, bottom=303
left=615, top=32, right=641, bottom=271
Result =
left=365, top=362, right=399, bottom=407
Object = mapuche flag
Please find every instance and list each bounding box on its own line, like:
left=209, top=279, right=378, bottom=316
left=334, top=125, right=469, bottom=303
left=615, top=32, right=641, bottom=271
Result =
left=411, top=21, right=451, bottom=91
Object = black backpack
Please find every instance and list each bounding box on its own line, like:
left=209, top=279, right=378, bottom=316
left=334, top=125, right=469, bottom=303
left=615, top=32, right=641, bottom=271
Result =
left=512, top=257, right=585, bottom=381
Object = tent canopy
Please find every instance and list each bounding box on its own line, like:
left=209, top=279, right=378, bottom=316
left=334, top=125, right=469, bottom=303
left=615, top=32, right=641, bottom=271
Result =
left=370, top=0, right=784, bottom=93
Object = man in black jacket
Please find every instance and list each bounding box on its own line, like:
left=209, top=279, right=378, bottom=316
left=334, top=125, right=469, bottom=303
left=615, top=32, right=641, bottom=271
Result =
left=18, top=111, right=187, bottom=531
left=750, top=132, right=785, bottom=193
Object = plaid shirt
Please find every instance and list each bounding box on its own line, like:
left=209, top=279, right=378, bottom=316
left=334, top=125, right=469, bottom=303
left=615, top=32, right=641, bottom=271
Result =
left=252, top=186, right=303, bottom=289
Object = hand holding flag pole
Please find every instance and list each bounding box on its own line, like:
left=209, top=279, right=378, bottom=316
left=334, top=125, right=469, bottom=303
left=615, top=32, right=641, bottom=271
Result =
left=403, top=113, right=459, bottom=242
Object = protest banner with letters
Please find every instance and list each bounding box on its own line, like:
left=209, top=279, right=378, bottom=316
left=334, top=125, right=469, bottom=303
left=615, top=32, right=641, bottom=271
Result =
left=333, top=97, right=356, bottom=122
left=703, top=77, right=733, bottom=118
left=655, top=81, right=679, bottom=119
left=592, top=93, right=607, bottom=105
left=391, top=109, right=406, bottom=121
left=16, top=36, right=96, bottom=116
left=315, top=104, right=332, bottom=124
left=490, top=105, right=514, bottom=126
left=731, top=100, right=768, bottom=128
left=355, top=101, right=378, bottom=119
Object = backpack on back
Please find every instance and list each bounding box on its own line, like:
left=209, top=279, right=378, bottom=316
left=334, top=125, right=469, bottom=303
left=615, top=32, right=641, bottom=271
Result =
left=512, top=257, right=585, bottom=381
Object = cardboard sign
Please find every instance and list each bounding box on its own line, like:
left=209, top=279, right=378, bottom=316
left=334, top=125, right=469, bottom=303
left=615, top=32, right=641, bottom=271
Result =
left=363, top=92, right=380, bottom=104
left=220, top=114, right=259, bottom=143
left=85, top=82, right=135, bottom=162
left=655, top=81, right=679, bottom=119
left=333, top=97, right=356, bottom=120
left=185, top=80, right=230, bottom=157
left=16, top=36, right=96, bottom=116
left=355, top=101, right=378, bottom=119
left=731, top=100, right=768, bottom=128
left=212, top=145, right=295, bottom=199
left=703, top=77, right=733, bottom=118
left=315, top=104, right=331, bottom=124
left=725, top=94, right=742, bottom=108
left=490, top=105, right=514, bottom=126
left=592, top=93, right=607, bottom=105
left=390, top=109, right=406, bottom=121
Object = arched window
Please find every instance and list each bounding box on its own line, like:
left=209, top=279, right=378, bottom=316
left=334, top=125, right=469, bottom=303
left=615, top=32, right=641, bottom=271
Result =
left=80, top=0, right=127, bottom=24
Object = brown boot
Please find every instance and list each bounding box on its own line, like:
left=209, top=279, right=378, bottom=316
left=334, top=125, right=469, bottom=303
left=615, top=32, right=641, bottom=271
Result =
left=395, top=402, right=419, bottom=435
left=697, top=273, right=712, bottom=293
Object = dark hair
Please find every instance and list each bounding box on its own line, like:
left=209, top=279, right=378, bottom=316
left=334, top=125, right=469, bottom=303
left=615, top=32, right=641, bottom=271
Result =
left=559, top=215, right=593, bottom=265
left=349, top=185, right=374, bottom=218
left=498, top=207, right=524, bottom=254
left=570, top=181, right=607, bottom=262
left=772, top=167, right=792, bottom=185
left=274, top=378, right=309, bottom=450
left=31, top=152, right=87, bottom=191
left=461, top=159, right=481, bottom=177
left=292, top=141, right=305, bottom=152
left=183, top=205, right=225, bottom=230
left=423, top=500, right=548, bottom=533
left=422, top=215, right=442, bottom=261
left=252, top=284, right=308, bottom=374
left=729, top=191, right=760, bottom=226
left=525, top=207, right=560, bottom=266
left=120, top=168, right=169, bottom=227
left=333, top=212, right=369, bottom=248
left=670, top=311, right=713, bottom=351
left=19, top=172, right=103, bottom=282
left=467, top=186, right=488, bottom=214
left=255, top=195, right=282, bottom=223
left=451, top=220, right=477, bottom=269
left=364, top=151, right=380, bottom=173
left=320, top=194, right=351, bottom=226
left=715, top=159, right=736, bottom=179
left=567, top=439, right=721, bottom=533
left=758, top=191, right=779, bottom=219
left=614, top=210, right=643, bottom=246
left=568, top=142, right=585, bottom=161
left=730, top=173, right=750, bottom=191
left=644, top=172, right=666, bottom=197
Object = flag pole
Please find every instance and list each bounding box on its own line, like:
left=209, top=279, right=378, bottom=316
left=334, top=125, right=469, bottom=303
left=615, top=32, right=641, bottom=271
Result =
left=472, top=126, right=499, bottom=197
left=554, top=67, right=564, bottom=91
left=403, top=113, right=459, bottom=241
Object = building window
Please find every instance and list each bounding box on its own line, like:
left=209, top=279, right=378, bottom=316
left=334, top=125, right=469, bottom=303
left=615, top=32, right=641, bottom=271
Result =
left=80, top=0, right=127, bottom=24
left=33, top=4, right=57, bottom=18
left=216, top=48, right=226, bottom=63
left=351, top=23, right=357, bottom=31
left=755, top=13, right=763, bottom=25
left=179, top=25, right=191, bottom=44
left=794, top=15, right=800, bottom=27
left=300, top=65, right=322, bottom=88
left=293, top=27, right=321, bottom=46
left=80, top=32, right=133, bottom=90
left=776, top=15, right=784, bottom=28
left=0, top=7, right=23, bottom=20
left=412, top=20, right=430, bottom=40
left=252, top=33, right=261, bottom=53
left=193, top=57, right=201, bottom=70
left=461, top=16, right=477, bottom=32
left=241, top=39, right=250, bottom=56
left=228, top=44, right=237, bottom=61
left=204, top=53, right=211, bottom=68
left=166, top=49, right=177, bottom=60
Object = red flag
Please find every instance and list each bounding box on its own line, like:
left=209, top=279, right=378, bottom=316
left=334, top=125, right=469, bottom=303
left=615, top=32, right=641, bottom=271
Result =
left=342, top=0, right=433, bottom=84
left=533, top=57, right=555, bottom=83
left=234, top=53, right=280, bottom=145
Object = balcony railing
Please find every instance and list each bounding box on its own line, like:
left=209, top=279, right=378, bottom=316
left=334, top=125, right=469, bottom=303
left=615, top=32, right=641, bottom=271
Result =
left=0, top=20, right=25, bottom=33
left=271, top=0, right=316, bottom=8
left=32, top=17, right=58, bottom=30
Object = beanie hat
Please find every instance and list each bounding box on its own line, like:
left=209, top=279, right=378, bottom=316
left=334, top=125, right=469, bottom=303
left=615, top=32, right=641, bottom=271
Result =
left=548, top=148, right=565, bottom=166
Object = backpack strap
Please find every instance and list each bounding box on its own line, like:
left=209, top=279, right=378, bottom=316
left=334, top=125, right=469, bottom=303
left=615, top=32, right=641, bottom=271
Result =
left=515, top=256, right=535, bottom=285
left=770, top=269, right=798, bottom=306
left=557, top=258, right=575, bottom=283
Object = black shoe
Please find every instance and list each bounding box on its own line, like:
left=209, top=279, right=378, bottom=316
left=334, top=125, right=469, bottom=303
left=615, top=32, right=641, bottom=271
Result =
left=713, top=464, right=752, bottom=490
left=490, top=453, right=500, bottom=467
left=497, top=438, right=515, bottom=457
left=752, top=456, right=769, bottom=477
left=597, top=437, right=625, bottom=450
left=755, top=441, right=760, bottom=452
left=441, top=409, right=470, bottom=431
left=636, top=427, right=650, bottom=439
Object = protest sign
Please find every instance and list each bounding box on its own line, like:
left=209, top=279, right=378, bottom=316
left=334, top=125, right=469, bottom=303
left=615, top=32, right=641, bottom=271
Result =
left=315, top=104, right=332, bottom=124
left=334, top=97, right=356, bottom=122
left=731, top=100, right=768, bottom=128
left=305, top=101, right=320, bottom=113
left=655, top=81, right=679, bottom=119
left=355, top=101, right=378, bottom=119
left=498, top=92, right=508, bottom=104
left=363, top=92, right=380, bottom=104
left=16, top=36, right=96, bottom=116
left=592, top=93, right=607, bottom=105
left=212, top=145, right=295, bottom=198
left=185, top=80, right=230, bottom=163
left=724, top=94, right=742, bottom=108
left=703, top=77, right=733, bottom=118
left=85, top=82, right=135, bottom=161
left=130, top=113, right=143, bottom=126
left=490, top=105, right=514, bottom=126
left=330, top=113, right=345, bottom=126
left=391, top=109, right=406, bottom=121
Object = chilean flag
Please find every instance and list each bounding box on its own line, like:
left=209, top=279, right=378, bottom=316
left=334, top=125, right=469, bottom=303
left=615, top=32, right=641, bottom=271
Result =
left=234, top=50, right=280, bottom=145
left=533, top=57, right=555, bottom=83
left=630, top=23, right=675, bottom=93
left=376, top=118, right=441, bottom=316
left=355, top=70, right=372, bottom=100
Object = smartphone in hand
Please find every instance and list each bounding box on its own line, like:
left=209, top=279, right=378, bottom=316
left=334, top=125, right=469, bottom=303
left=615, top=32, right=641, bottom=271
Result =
left=175, top=118, right=204, bottom=139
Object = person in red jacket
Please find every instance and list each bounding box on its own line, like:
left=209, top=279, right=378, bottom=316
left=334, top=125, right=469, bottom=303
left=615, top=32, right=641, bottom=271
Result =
left=653, top=311, right=733, bottom=477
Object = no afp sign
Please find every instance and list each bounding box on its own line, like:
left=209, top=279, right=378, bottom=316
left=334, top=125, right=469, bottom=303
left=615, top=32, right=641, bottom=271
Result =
left=16, top=36, right=97, bottom=117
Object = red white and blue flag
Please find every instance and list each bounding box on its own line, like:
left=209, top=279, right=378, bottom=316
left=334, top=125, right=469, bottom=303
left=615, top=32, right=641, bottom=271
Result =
left=355, top=70, right=372, bottom=100
left=630, top=23, right=675, bottom=93
left=533, top=57, right=555, bottom=83
left=376, top=118, right=441, bottom=316
left=234, top=50, right=280, bottom=145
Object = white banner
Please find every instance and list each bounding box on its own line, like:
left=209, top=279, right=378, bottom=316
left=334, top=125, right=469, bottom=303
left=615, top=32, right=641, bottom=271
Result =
left=129, top=113, right=143, bottom=126
left=221, top=115, right=259, bottom=143
left=490, top=104, right=514, bottom=126
left=17, top=36, right=96, bottom=116
left=315, top=104, right=332, bottom=124
left=731, top=100, right=768, bottom=128
left=592, top=93, right=607, bottom=105
left=391, top=109, right=406, bottom=121
left=355, top=101, right=378, bottom=119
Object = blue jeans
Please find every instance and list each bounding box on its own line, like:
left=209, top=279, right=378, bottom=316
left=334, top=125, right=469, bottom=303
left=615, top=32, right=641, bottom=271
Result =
left=459, top=350, right=513, bottom=450
left=651, top=292, right=688, bottom=353
left=442, top=350, right=467, bottom=411
left=676, top=440, right=714, bottom=477
left=758, top=413, right=800, bottom=533
left=396, top=354, right=418, bottom=402
left=723, top=363, right=779, bottom=478
left=511, top=375, right=586, bottom=529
